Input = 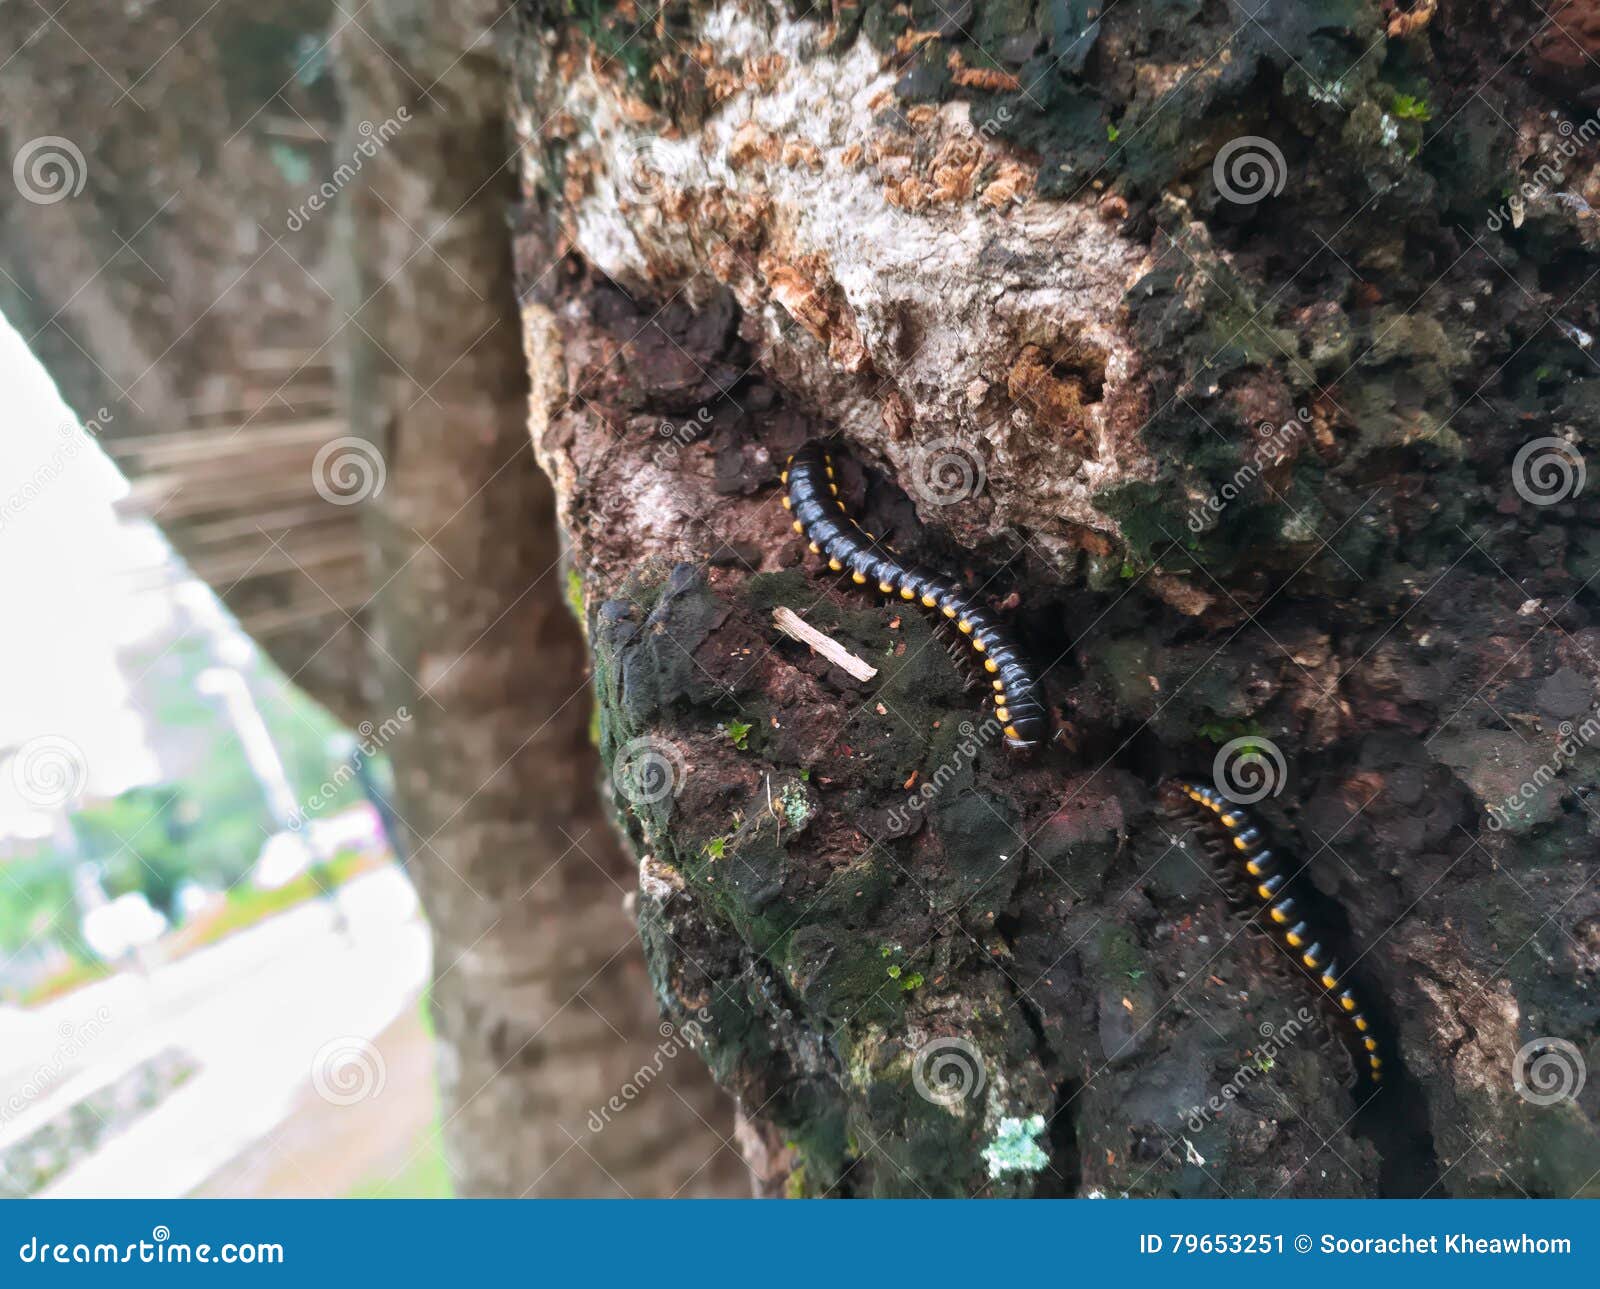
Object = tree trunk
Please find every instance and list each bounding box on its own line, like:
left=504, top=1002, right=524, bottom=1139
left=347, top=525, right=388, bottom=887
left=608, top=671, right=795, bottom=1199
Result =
left=332, top=0, right=744, bottom=1197
left=509, top=0, right=1600, bottom=1197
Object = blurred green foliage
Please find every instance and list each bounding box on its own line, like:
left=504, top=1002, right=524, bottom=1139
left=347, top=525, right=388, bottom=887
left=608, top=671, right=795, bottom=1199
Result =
left=1, top=632, right=384, bottom=991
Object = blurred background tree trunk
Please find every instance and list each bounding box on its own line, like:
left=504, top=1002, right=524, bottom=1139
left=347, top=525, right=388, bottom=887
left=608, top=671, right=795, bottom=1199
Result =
left=331, top=0, right=743, bottom=1197
left=0, top=0, right=740, bottom=1196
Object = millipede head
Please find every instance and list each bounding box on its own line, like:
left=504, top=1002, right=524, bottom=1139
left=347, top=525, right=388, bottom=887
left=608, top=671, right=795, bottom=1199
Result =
left=1157, top=779, right=1193, bottom=813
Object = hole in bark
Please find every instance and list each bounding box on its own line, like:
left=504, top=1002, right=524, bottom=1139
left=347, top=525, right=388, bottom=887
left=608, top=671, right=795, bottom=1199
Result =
left=1045, top=348, right=1107, bottom=405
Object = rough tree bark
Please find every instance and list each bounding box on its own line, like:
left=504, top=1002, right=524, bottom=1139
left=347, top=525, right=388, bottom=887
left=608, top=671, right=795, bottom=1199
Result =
left=0, top=0, right=741, bottom=1197
left=510, top=0, right=1600, bottom=1197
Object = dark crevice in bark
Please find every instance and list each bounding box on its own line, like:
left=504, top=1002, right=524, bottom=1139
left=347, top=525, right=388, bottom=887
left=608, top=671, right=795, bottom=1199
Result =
left=1295, top=853, right=1442, bottom=1194
left=995, top=898, right=1083, bottom=1196
left=1362, top=1045, right=1443, bottom=1197
left=1364, top=962, right=1452, bottom=1196
left=1041, top=1078, right=1085, bottom=1197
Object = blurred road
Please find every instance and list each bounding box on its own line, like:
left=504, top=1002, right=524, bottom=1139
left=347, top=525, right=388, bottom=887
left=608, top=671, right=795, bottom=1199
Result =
left=0, top=866, right=431, bottom=1198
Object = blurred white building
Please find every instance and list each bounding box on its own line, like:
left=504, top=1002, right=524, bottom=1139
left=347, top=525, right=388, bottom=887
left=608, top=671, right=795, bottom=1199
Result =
left=0, top=318, right=164, bottom=839
left=0, top=315, right=294, bottom=845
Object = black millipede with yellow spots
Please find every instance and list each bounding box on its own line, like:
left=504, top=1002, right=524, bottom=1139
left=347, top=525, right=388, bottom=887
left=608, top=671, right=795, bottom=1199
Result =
left=1160, top=777, right=1385, bottom=1085
left=782, top=441, right=1049, bottom=753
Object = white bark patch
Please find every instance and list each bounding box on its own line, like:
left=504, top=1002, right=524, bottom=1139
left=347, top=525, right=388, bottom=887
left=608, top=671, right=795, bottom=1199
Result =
left=524, top=1, right=1160, bottom=557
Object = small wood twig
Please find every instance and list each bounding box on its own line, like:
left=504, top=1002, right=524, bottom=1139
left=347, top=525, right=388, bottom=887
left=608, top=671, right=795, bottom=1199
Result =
left=1386, top=0, right=1436, bottom=39
left=771, top=606, right=878, bottom=682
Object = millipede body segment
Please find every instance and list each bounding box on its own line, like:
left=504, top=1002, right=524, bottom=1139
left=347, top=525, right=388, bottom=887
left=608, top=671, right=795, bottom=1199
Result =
left=782, top=441, right=1049, bottom=753
left=1160, top=778, right=1385, bottom=1085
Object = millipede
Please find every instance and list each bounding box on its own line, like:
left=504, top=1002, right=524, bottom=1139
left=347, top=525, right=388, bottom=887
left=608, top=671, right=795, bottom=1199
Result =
left=1158, top=778, right=1385, bottom=1086
left=776, top=439, right=1387, bottom=1093
left=782, top=441, right=1050, bottom=753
